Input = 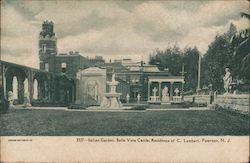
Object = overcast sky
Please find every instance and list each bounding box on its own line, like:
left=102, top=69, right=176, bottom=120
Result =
left=1, top=0, right=249, bottom=68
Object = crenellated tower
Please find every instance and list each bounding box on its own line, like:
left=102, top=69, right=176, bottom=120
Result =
left=39, top=20, right=57, bottom=72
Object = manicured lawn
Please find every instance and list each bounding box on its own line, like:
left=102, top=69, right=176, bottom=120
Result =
left=0, top=109, right=249, bottom=136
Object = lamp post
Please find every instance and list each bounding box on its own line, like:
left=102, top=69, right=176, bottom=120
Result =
left=197, top=54, right=201, bottom=94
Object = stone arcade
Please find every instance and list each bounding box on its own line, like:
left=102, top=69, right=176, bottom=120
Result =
left=0, top=20, right=186, bottom=109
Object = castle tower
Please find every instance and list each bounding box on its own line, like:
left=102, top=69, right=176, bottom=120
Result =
left=39, top=20, right=57, bottom=72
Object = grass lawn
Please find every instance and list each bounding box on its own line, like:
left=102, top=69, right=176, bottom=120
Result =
left=0, top=109, right=249, bottom=136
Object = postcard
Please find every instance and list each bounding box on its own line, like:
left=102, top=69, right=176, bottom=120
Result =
left=0, top=0, right=249, bottom=162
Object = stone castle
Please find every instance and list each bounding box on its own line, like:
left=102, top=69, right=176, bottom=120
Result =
left=39, top=20, right=105, bottom=78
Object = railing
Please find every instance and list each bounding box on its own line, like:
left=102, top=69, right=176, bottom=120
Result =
left=148, top=96, right=161, bottom=103
left=172, top=96, right=182, bottom=103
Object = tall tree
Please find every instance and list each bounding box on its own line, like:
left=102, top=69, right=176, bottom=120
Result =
left=149, top=46, right=200, bottom=91
left=202, top=24, right=237, bottom=91
left=183, top=47, right=199, bottom=91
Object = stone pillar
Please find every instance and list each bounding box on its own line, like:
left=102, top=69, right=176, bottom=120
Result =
left=170, top=81, right=174, bottom=102
left=3, top=74, right=7, bottom=99
left=17, top=77, right=24, bottom=104
left=75, top=79, right=81, bottom=104
left=28, top=72, right=34, bottom=101
left=3, top=66, right=7, bottom=99
left=44, top=80, right=49, bottom=101
left=148, top=81, right=151, bottom=101
left=181, top=81, right=184, bottom=101
left=159, top=82, right=161, bottom=100
left=38, top=80, right=45, bottom=100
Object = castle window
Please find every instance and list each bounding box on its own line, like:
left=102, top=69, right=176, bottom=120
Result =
left=45, top=63, right=49, bottom=71
left=61, top=62, right=67, bottom=72
left=42, top=44, right=46, bottom=53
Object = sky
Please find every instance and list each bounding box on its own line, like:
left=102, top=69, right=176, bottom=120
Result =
left=1, top=0, right=249, bottom=68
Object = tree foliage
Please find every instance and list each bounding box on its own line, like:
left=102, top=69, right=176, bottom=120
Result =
left=202, top=22, right=250, bottom=92
left=149, top=20, right=249, bottom=93
left=149, top=46, right=200, bottom=91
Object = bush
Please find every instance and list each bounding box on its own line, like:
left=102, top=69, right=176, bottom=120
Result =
left=126, top=105, right=148, bottom=110
left=68, top=104, right=87, bottom=110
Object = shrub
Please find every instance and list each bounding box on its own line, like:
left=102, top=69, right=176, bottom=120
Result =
left=126, top=105, right=148, bottom=110
left=68, top=104, right=87, bottom=110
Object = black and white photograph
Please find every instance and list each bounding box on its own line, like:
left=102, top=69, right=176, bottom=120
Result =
left=0, top=0, right=249, bottom=162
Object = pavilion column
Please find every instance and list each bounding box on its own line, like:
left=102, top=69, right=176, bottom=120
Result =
left=159, top=81, right=161, bottom=100
left=3, top=72, right=7, bottom=99
left=75, top=78, right=81, bottom=104
left=17, top=77, right=25, bottom=104
left=147, top=81, right=151, bottom=101
left=181, top=81, right=184, bottom=101
left=170, top=81, right=174, bottom=101
left=3, top=66, right=7, bottom=99
left=28, top=71, right=34, bottom=101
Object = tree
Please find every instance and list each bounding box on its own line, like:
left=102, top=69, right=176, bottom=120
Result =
left=149, top=46, right=183, bottom=75
left=183, top=47, right=199, bottom=91
left=202, top=33, right=234, bottom=92
left=149, top=45, right=200, bottom=91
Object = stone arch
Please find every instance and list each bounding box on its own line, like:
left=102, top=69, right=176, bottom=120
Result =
left=84, top=78, right=101, bottom=105
left=33, top=72, right=49, bottom=100
left=5, top=66, right=28, bottom=104
left=54, top=75, right=75, bottom=104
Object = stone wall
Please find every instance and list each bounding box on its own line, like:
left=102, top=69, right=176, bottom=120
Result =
left=185, top=95, right=210, bottom=104
left=185, top=94, right=250, bottom=114
left=215, top=95, right=249, bottom=114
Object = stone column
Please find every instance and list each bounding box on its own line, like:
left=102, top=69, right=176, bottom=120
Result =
left=3, top=73, right=7, bottom=99
left=148, top=81, right=151, bottom=101
left=3, top=66, right=7, bottom=99
left=75, top=79, right=81, bottom=104
left=159, top=82, right=161, bottom=100
left=17, top=77, right=24, bottom=104
left=181, top=81, right=184, bottom=101
left=28, top=72, right=34, bottom=101
left=38, top=80, right=45, bottom=100
left=170, top=81, right=174, bottom=102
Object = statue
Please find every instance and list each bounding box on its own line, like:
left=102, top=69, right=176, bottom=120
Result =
left=24, top=92, right=31, bottom=107
left=126, top=93, right=130, bottom=104
left=137, top=93, right=141, bottom=104
left=152, top=87, right=158, bottom=97
left=174, top=88, right=180, bottom=96
left=162, top=86, right=169, bottom=97
left=8, top=91, right=14, bottom=109
left=152, top=87, right=158, bottom=102
left=223, top=68, right=232, bottom=94
left=161, top=86, right=169, bottom=103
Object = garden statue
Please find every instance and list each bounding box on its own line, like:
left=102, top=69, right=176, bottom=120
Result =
left=152, top=87, right=158, bottom=102
left=137, top=93, right=141, bottom=104
left=24, top=92, right=31, bottom=107
left=126, top=93, right=130, bottom=104
left=223, top=68, right=232, bottom=94
left=8, top=91, right=14, bottom=109
left=174, top=88, right=180, bottom=96
left=162, top=86, right=168, bottom=97
left=161, top=86, right=169, bottom=103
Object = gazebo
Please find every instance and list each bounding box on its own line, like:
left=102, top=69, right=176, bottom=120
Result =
left=147, top=76, right=185, bottom=104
